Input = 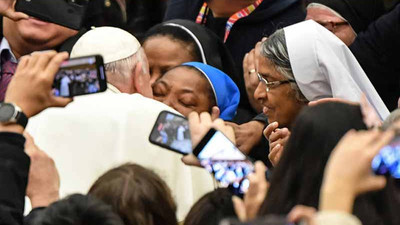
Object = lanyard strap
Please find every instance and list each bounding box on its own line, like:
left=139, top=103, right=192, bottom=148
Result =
left=196, top=0, right=264, bottom=42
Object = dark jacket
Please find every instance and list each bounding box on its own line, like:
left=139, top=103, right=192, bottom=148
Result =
left=350, top=4, right=400, bottom=111
left=164, top=0, right=306, bottom=120
left=83, top=0, right=167, bottom=41
left=0, top=133, right=29, bottom=225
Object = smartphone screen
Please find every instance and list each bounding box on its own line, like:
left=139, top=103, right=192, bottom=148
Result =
left=372, top=135, right=400, bottom=179
left=194, top=129, right=254, bottom=195
left=220, top=215, right=296, bottom=225
left=149, top=111, right=192, bottom=155
left=53, top=55, right=107, bottom=97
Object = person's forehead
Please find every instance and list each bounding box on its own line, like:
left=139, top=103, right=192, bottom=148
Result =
left=163, top=67, right=208, bottom=87
left=144, top=36, right=194, bottom=64
left=258, top=57, right=285, bottom=80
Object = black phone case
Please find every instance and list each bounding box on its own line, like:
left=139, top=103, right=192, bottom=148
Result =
left=15, top=0, right=87, bottom=30
left=149, top=111, right=190, bottom=155
left=192, top=128, right=217, bottom=156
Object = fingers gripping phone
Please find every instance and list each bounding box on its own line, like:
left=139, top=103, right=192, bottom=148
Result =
left=149, top=111, right=192, bottom=155
left=193, top=129, right=254, bottom=196
left=52, top=55, right=107, bottom=97
left=372, top=134, right=400, bottom=179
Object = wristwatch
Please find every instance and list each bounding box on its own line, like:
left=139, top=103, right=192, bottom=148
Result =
left=0, top=103, right=28, bottom=128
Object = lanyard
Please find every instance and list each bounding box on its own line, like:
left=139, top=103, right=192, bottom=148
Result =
left=196, top=0, right=264, bottom=42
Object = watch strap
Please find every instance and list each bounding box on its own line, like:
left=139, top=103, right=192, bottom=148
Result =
left=15, top=110, right=28, bottom=128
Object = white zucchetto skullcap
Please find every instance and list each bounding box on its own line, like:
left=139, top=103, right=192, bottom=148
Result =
left=71, top=26, right=141, bottom=64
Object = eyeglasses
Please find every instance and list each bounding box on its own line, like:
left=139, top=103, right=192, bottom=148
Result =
left=316, top=20, right=348, bottom=32
left=257, top=72, right=295, bottom=92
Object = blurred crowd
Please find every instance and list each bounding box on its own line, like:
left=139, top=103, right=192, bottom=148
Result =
left=0, top=0, right=399, bottom=225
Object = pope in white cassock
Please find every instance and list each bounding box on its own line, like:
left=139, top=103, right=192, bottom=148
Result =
left=26, top=27, right=214, bottom=220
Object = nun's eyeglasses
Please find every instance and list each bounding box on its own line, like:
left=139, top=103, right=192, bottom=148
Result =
left=257, top=72, right=295, bottom=92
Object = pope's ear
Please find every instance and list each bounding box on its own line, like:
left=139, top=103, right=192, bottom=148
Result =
left=398, top=97, right=400, bottom=108
left=132, top=62, right=143, bottom=92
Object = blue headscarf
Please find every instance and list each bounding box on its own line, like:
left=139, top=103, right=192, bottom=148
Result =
left=182, top=62, right=240, bottom=121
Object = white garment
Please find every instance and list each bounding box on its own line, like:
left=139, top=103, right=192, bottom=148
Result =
left=26, top=90, right=214, bottom=220
left=284, top=20, right=389, bottom=120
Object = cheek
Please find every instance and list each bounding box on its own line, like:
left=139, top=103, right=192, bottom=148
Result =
left=150, top=73, right=161, bottom=86
left=268, top=90, right=293, bottom=118
left=193, top=105, right=210, bottom=116
left=278, top=93, right=303, bottom=126
left=173, top=105, right=194, bottom=118
left=17, top=21, right=76, bottom=44
left=153, top=95, right=164, bottom=103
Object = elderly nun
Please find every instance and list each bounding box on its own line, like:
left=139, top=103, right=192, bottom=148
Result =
left=254, top=20, right=389, bottom=128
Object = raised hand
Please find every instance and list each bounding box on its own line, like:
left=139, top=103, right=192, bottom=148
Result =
left=25, top=133, right=60, bottom=208
left=264, top=122, right=290, bottom=166
left=232, top=161, right=269, bottom=221
left=5, top=51, right=73, bottom=118
left=181, top=112, right=235, bottom=167
left=320, top=129, right=393, bottom=213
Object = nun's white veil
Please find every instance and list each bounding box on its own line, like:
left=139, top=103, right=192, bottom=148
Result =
left=284, top=20, right=389, bottom=119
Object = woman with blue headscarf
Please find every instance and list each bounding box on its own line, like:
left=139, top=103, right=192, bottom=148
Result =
left=152, top=62, right=240, bottom=121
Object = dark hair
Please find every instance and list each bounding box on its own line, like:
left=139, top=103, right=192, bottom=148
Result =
left=184, top=188, right=237, bottom=225
left=259, top=102, right=400, bottom=225
left=35, top=194, right=124, bottom=225
left=88, top=163, right=177, bottom=225
left=143, top=24, right=202, bottom=62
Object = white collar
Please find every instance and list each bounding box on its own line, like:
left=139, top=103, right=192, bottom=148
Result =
left=106, top=83, right=121, bottom=94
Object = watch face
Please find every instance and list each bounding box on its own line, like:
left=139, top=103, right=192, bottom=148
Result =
left=0, top=104, right=15, bottom=122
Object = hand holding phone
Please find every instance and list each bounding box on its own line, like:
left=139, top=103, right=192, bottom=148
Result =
left=232, top=161, right=268, bottom=222
left=371, top=134, right=400, bottom=179
left=53, top=55, right=107, bottom=97
left=321, top=130, right=393, bottom=213
left=181, top=112, right=236, bottom=167
left=193, top=128, right=254, bottom=195
left=5, top=51, right=72, bottom=118
left=149, top=111, right=192, bottom=155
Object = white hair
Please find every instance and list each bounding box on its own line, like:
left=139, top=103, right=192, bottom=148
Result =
left=260, top=29, right=307, bottom=102
left=104, top=47, right=148, bottom=83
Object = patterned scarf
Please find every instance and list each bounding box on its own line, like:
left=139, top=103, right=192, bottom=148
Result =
left=195, top=0, right=264, bottom=42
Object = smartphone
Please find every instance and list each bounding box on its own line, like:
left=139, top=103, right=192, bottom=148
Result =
left=193, top=129, right=254, bottom=196
left=220, top=215, right=296, bottom=225
left=149, top=111, right=192, bottom=155
left=52, top=55, right=107, bottom=97
left=371, top=134, right=400, bottom=179
left=15, top=0, right=88, bottom=30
